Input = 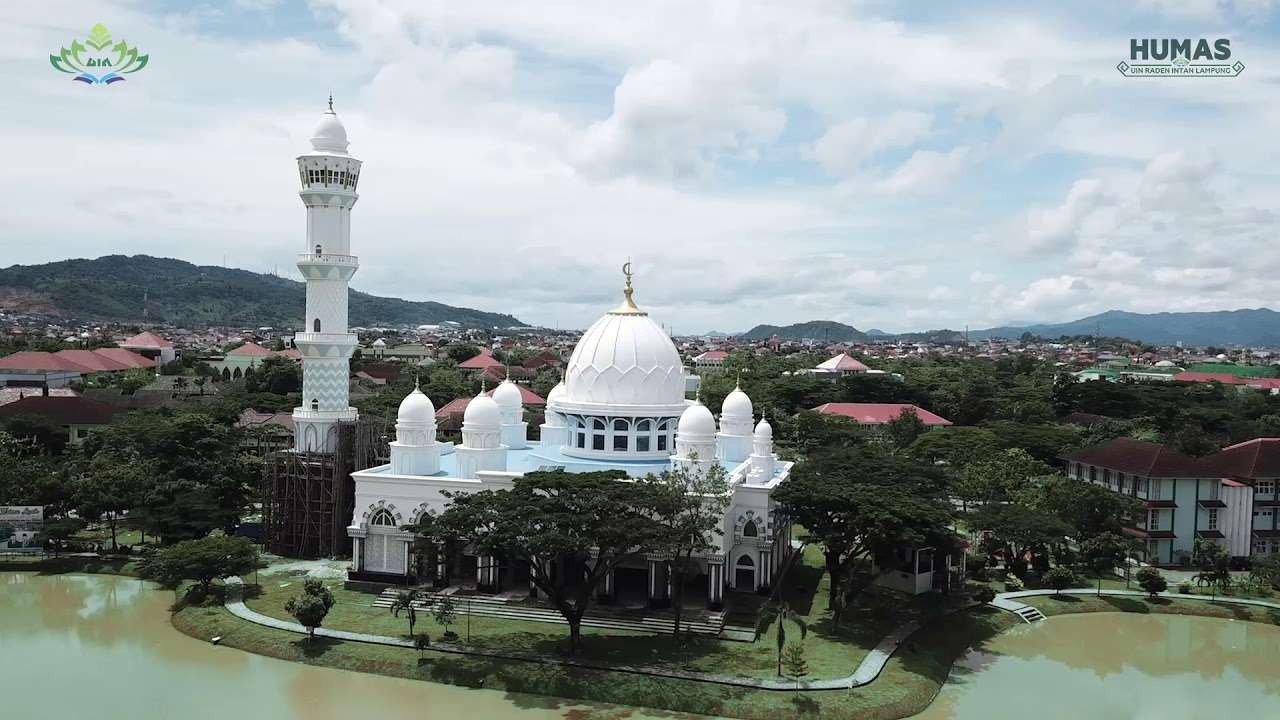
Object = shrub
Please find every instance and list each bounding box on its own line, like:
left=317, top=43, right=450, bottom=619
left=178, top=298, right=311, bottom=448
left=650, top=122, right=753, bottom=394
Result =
left=1004, top=574, right=1025, bottom=592
left=971, top=585, right=997, bottom=604
left=1043, top=566, right=1078, bottom=594
left=1177, top=581, right=1193, bottom=595
left=1135, top=567, right=1168, bottom=598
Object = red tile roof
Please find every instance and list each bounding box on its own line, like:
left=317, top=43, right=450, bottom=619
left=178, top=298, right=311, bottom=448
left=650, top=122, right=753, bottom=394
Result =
left=53, top=349, right=130, bottom=372
left=228, top=341, right=273, bottom=357
left=120, top=331, right=173, bottom=349
left=1060, top=437, right=1205, bottom=478
left=486, top=385, right=547, bottom=406
left=1173, top=371, right=1246, bottom=385
left=695, top=351, right=729, bottom=361
left=812, top=403, right=952, bottom=426
left=435, top=398, right=470, bottom=418
left=0, top=387, right=78, bottom=407
left=0, top=351, right=95, bottom=372
left=816, top=353, right=870, bottom=372
left=458, top=353, right=504, bottom=369
left=91, top=348, right=156, bottom=369
left=0, top=396, right=118, bottom=425
left=1200, top=438, right=1280, bottom=479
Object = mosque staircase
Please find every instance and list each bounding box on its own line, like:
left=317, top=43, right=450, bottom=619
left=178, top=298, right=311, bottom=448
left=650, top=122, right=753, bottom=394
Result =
left=372, top=588, right=728, bottom=638
left=1013, top=605, right=1046, bottom=623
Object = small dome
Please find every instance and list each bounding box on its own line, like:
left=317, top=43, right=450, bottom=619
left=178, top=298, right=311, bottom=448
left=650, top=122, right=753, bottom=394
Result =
left=721, top=384, right=753, bottom=418
left=463, top=392, right=501, bottom=429
left=1154, top=359, right=1175, bottom=367
left=754, top=417, right=773, bottom=440
left=397, top=388, right=435, bottom=424
left=1216, top=353, right=1228, bottom=361
left=493, top=379, right=523, bottom=413
left=546, top=381, right=567, bottom=406
left=677, top=401, right=716, bottom=437
left=310, top=105, right=349, bottom=153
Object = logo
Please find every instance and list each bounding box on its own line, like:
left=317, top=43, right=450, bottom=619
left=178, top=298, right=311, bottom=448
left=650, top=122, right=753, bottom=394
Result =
left=50, top=23, right=149, bottom=85
left=1118, top=38, right=1243, bottom=78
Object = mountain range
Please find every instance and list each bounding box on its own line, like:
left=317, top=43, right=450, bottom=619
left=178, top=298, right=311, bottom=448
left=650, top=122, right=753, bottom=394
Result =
left=740, top=309, right=1280, bottom=347
left=0, top=255, right=523, bottom=329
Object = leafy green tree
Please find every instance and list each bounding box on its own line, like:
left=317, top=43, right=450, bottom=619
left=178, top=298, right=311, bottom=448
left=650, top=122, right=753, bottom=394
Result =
left=907, top=426, right=1000, bottom=467
left=243, top=355, right=301, bottom=395
left=756, top=601, right=808, bottom=677
left=776, top=446, right=953, bottom=626
left=286, top=579, right=335, bottom=639
left=1081, top=532, right=1129, bottom=596
left=531, top=368, right=561, bottom=400
left=969, top=503, right=1071, bottom=579
left=432, top=595, right=457, bottom=639
left=389, top=589, right=419, bottom=638
left=1249, top=552, right=1280, bottom=591
left=954, top=448, right=1053, bottom=511
left=971, top=584, right=996, bottom=604
left=445, top=343, right=481, bottom=363
left=1136, top=567, right=1168, bottom=598
left=141, top=535, right=258, bottom=594
left=41, top=517, right=86, bottom=556
left=651, top=462, right=730, bottom=637
left=1192, top=539, right=1232, bottom=600
left=779, top=411, right=865, bottom=456
left=1033, top=475, right=1140, bottom=541
left=430, top=470, right=669, bottom=654
left=781, top=641, right=809, bottom=696
left=73, top=451, right=152, bottom=550
left=1043, top=566, right=1078, bottom=594
left=0, top=413, right=68, bottom=454
left=885, top=408, right=927, bottom=450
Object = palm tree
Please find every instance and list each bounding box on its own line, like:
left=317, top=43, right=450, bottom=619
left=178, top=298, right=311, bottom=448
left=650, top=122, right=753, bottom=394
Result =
left=389, top=588, right=420, bottom=637
left=756, top=600, right=808, bottom=677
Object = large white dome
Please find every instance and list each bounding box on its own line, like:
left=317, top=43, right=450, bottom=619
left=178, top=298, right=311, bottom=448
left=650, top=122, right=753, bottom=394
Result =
left=562, top=274, right=685, bottom=409
left=463, top=393, right=501, bottom=429
left=492, top=379, right=523, bottom=414
left=722, top=384, right=752, bottom=419
left=397, top=387, right=435, bottom=424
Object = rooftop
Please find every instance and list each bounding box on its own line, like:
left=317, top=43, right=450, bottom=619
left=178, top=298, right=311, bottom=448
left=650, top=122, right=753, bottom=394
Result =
left=812, top=402, right=951, bottom=426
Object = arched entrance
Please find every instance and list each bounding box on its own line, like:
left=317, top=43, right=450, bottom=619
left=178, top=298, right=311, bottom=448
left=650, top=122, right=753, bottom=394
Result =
left=363, top=508, right=405, bottom=575
left=734, top=553, right=755, bottom=591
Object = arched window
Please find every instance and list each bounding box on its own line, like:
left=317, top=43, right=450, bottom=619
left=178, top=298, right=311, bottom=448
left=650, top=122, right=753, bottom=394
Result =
left=657, top=419, right=670, bottom=451
left=743, top=520, right=758, bottom=537
left=736, top=554, right=754, bottom=567
left=313, top=318, right=321, bottom=332
left=370, top=508, right=396, bottom=527
left=636, top=419, right=651, bottom=452
left=592, top=418, right=606, bottom=451
left=311, top=398, right=319, bottom=411
left=612, top=418, right=629, bottom=451
left=232, top=367, right=242, bottom=379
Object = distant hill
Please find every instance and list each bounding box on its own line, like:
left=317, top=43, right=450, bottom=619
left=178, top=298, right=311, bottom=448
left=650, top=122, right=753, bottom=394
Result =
left=970, top=309, right=1280, bottom=347
left=0, top=255, right=524, bottom=329
left=739, top=320, right=866, bottom=342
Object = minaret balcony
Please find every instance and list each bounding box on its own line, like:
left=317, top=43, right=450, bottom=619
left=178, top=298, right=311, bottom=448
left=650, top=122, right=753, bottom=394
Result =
left=297, top=252, right=358, bottom=267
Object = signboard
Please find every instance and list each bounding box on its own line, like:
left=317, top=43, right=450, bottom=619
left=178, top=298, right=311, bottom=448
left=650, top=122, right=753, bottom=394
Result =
left=0, top=506, right=44, bottom=553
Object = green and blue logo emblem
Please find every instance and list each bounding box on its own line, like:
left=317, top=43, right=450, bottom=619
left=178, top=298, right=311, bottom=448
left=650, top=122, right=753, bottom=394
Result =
left=50, top=23, right=149, bottom=85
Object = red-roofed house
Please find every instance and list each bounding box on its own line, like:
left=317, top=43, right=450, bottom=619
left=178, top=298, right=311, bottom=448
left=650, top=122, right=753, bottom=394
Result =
left=458, top=352, right=504, bottom=371
left=813, top=403, right=952, bottom=427
left=0, top=395, right=120, bottom=444
left=693, top=350, right=728, bottom=372
left=812, top=352, right=870, bottom=377
left=211, top=341, right=302, bottom=380
left=120, top=331, right=176, bottom=364
left=52, top=350, right=131, bottom=373
left=0, top=349, right=154, bottom=389
left=1059, top=436, right=1280, bottom=564
left=90, top=348, right=156, bottom=370
left=434, top=397, right=470, bottom=432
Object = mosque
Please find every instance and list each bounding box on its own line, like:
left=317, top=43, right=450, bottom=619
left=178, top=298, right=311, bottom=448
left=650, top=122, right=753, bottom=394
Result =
left=289, top=102, right=793, bottom=609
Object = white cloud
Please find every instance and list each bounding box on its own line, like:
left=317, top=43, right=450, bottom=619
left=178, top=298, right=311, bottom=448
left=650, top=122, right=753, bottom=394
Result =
left=811, top=111, right=932, bottom=176
left=874, top=147, right=970, bottom=194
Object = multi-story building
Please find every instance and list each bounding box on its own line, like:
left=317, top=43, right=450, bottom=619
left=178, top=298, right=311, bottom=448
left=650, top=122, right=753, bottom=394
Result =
left=1061, top=437, right=1280, bottom=565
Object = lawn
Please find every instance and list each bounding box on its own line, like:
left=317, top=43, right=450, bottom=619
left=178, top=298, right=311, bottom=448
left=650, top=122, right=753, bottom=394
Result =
left=174, top=596, right=1020, bottom=720
left=245, top=543, right=945, bottom=681
left=1023, top=592, right=1280, bottom=625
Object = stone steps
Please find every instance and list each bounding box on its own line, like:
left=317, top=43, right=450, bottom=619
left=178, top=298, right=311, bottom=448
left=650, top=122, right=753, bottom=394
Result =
left=1014, top=605, right=1046, bottom=623
left=372, top=589, right=726, bottom=637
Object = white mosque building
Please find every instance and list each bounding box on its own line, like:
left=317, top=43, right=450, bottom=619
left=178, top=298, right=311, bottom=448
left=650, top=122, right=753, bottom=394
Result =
left=293, top=102, right=792, bottom=608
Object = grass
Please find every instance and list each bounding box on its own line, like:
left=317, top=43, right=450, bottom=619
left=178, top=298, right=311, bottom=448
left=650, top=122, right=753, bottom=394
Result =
left=174, top=594, right=1019, bottom=720
left=1024, top=592, right=1280, bottom=626
left=245, top=544, right=948, bottom=682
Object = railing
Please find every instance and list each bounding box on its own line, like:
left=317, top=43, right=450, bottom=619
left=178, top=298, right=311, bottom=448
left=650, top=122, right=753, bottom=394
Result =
left=297, top=253, right=358, bottom=266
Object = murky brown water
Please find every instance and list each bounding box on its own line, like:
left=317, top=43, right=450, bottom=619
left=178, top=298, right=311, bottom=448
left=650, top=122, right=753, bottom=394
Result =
left=914, top=610, right=1280, bottom=720
left=0, top=573, right=671, bottom=720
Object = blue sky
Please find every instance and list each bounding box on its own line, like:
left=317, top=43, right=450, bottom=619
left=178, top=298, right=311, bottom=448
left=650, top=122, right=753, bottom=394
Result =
left=6, top=1, right=1280, bottom=332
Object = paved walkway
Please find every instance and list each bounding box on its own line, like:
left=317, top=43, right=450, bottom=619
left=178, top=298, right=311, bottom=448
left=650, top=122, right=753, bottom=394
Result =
left=220, top=578, right=927, bottom=691
left=992, top=587, right=1280, bottom=618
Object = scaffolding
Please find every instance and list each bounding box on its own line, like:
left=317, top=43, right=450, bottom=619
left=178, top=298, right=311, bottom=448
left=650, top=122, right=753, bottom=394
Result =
left=263, top=416, right=388, bottom=559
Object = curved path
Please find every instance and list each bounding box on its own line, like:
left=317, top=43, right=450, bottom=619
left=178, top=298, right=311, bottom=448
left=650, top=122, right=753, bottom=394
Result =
left=219, top=580, right=1280, bottom=692
left=221, top=579, right=923, bottom=691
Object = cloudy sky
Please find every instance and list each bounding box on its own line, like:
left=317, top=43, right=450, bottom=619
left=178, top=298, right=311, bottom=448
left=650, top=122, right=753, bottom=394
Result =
left=7, top=1, right=1280, bottom=333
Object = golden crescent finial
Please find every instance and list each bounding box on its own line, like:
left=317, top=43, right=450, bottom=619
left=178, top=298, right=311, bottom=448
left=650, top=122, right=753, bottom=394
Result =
left=614, top=259, right=641, bottom=314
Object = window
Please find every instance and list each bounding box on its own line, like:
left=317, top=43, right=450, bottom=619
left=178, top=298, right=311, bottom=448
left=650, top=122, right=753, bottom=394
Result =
left=592, top=418, right=605, bottom=450
left=657, top=435, right=667, bottom=451
left=313, top=318, right=321, bottom=332
left=613, top=433, right=628, bottom=451
left=1136, top=477, right=1148, bottom=494
left=1103, top=469, right=1112, bottom=488
left=1118, top=473, right=1128, bottom=493
left=370, top=509, right=396, bottom=527
left=1148, top=510, right=1160, bottom=531
left=743, top=520, right=758, bottom=537
left=1089, top=466, right=1097, bottom=482
left=1150, top=479, right=1162, bottom=500
left=636, top=435, right=650, bottom=452
left=1207, top=509, right=1219, bottom=531
left=576, top=432, right=585, bottom=448
left=1259, top=480, right=1275, bottom=495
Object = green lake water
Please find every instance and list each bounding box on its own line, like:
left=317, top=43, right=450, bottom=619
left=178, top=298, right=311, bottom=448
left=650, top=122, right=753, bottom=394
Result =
left=0, top=572, right=660, bottom=720
left=914, top=608, right=1280, bottom=720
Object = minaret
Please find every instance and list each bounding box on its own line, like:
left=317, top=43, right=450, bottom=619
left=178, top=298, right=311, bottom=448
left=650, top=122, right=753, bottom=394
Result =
left=292, top=97, right=362, bottom=452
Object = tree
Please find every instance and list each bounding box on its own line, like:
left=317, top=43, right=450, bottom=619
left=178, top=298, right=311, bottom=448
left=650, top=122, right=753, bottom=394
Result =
left=775, top=446, right=953, bottom=626
left=1136, top=567, right=1168, bottom=598
left=42, top=517, right=86, bottom=556
left=244, top=355, right=301, bottom=395
left=430, top=470, right=669, bottom=654
left=1249, top=552, right=1280, bottom=591
left=1193, top=539, right=1232, bottom=600
left=781, top=641, right=809, bottom=696
left=885, top=408, right=927, bottom=450
left=969, top=503, right=1070, bottom=580
left=650, top=462, right=730, bottom=637
left=756, top=601, right=808, bottom=677
left=73, top=452, right=152, bottom=551
left=389, top=589, right=420, bottom=638
left=908, top=425, right=1000, bottom=467
left=432, top=595, right=457, bottom=639
left=445, top=343, right=481, bottom=363
left=972, top=584, right=996, bottom=604
left=1034, top=475, right=1140, bottom=541
left=286, top=579, right=335, bottom=639
left=141, top=535, right=259, bottom=594
left=1081, top=533, right=1128, bottom=596
left=954, top=448, right=1053, bottom=511
left=1043, top=566, right=1077, bottom=594
left=415, top=633, right=431, bottom=656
